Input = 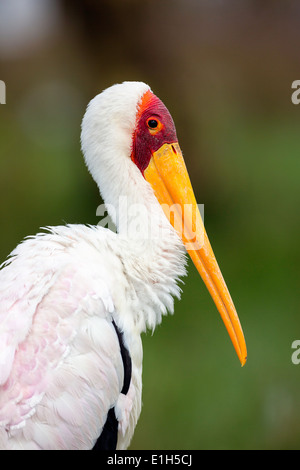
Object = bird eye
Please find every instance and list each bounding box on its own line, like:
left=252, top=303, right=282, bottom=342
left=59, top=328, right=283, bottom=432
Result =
left=146, top=117, right=163, bottom=135
left=147, top=119, right=158, bottom=129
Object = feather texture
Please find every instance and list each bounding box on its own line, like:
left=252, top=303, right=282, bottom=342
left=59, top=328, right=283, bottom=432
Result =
left=0, top=81, right=187, bottom=449
left=0, top=222, right=185, bottom=449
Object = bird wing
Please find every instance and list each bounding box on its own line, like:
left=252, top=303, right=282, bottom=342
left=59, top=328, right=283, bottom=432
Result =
left=0, top=226, right=127, bottom=449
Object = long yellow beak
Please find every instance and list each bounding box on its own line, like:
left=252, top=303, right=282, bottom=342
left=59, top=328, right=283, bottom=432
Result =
left=144, top=142, right=247, bottom=366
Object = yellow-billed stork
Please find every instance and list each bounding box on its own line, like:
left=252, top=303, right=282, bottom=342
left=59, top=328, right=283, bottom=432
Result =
left=0, top=81, right=247, bottom=450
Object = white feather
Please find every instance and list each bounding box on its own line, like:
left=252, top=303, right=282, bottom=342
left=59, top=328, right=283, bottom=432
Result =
left=0, top=81, right=187, bottom=450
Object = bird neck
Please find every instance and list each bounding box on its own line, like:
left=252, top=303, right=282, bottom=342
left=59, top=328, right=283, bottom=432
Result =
left=101, top=160, right=173, bottom=240
left=91, top=150, right=187, bottom=332
left=107, top=165, right=187, bottom=332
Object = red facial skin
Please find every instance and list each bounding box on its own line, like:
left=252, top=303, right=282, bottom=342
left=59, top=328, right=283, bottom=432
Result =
left=131, top=91, right=178, bottom=175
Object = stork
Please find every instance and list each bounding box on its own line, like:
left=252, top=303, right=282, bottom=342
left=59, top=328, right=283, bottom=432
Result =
left=0, top=81, right=247, bottom=450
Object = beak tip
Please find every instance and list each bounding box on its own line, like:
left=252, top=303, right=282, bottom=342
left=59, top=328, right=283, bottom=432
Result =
left=240, top=354, right=247, bottom=367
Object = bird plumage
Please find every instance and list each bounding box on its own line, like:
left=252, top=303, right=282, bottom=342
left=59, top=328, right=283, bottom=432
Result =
left=0, top=220, right=185, bottom=449
left=0, top=84, right=188, bottom=449
left=0, top=81, right=246, bottom=450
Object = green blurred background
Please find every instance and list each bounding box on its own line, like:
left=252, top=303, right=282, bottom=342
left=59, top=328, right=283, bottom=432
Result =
left=0, top=0, right=299, bottom=449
